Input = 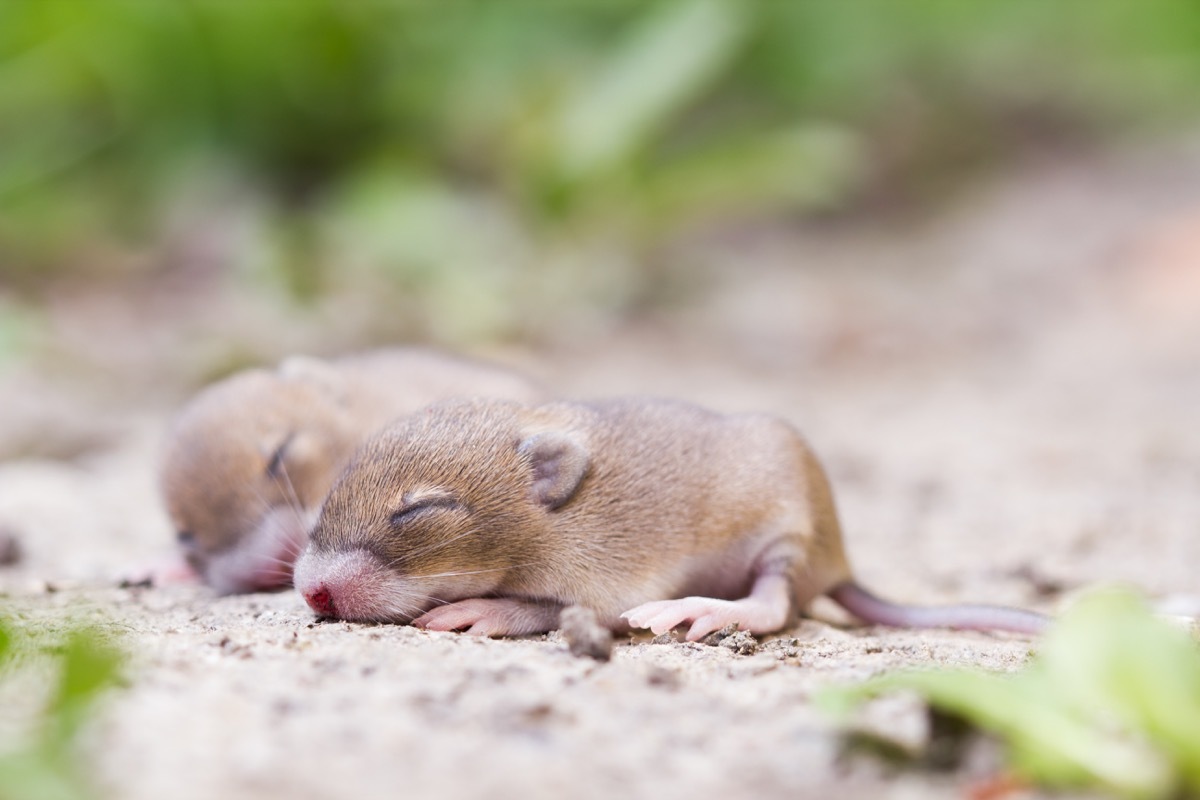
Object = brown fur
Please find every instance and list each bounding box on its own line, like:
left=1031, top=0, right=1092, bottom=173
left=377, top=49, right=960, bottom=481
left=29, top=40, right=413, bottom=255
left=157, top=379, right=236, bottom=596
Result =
left=161, top=350, right=542, bottom=593
left=296, top=397, right=854, bottom=629
left=296, top=396, right=1048, bottom=638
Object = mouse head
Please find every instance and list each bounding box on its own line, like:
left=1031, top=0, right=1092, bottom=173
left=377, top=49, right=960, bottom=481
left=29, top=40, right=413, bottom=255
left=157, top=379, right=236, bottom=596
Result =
left=161, top=358, right=358, bottom=593
left=293, top=399, right=590, bottom=623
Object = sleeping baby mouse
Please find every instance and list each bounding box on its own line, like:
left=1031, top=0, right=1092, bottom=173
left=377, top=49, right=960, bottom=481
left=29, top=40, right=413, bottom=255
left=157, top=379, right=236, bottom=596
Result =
left=160, top=349, right=541, bottom=594
left=293, top=397, right=1047, bottom=639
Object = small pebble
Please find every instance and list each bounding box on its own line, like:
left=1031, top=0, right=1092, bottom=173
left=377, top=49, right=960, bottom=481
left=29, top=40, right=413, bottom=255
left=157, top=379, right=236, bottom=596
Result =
left=559, top=605, right=613, bottom=661
left=702, top=623, right=759, bottom=655
left=0, top=527, right=22, bottom=566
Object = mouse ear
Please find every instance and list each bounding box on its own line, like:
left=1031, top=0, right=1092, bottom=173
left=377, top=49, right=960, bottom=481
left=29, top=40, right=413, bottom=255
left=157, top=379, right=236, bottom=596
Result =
left=517, top=431, right=590, bottom=510
left=278, top=356, right=345, bottom=402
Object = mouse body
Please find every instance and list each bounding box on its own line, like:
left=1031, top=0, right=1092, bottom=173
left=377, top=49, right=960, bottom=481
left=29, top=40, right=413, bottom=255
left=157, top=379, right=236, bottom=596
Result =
left=294, top=397, right=1047, bottom=639
left=160, top=350, right=542, bottom=594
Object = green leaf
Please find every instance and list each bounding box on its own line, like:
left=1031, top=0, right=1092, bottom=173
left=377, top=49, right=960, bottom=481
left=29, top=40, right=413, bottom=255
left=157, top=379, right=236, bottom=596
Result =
left=1035, top=591, right=1200, bottom=786
left=551, top=0, right=749, bottom=182
left=823, top=588, right=1200, bottom=799
left=0, top=749, right=91, bottom=800
left=639, top=124, right=863, bottom=228
left=46, top=628, right=123, bottom=746
left=0, top=620, right=121, bottom=800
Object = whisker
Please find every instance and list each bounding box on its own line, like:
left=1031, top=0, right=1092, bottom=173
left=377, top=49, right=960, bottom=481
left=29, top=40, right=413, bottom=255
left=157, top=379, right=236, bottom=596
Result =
left=394, top=528, right=479, bottom=564
left=281, top=530, right=306, bottom=558
left=368, top=584, right=445, bottom=621
left=272, top=462, right=307, bottom=525
left=412, top=563, right=538, bottom=580
left=242, top=480, right=279, bottom=528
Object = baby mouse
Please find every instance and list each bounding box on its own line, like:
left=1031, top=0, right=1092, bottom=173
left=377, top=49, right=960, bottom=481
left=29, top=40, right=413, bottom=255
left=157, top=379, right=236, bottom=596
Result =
left=160, top=349, right=542, bottom=594
left=293, top=397, right=1048, bottom=640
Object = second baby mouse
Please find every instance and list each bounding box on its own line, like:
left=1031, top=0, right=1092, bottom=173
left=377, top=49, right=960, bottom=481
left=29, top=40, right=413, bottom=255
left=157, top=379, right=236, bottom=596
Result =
left=160, top=349, right=541, bottom=594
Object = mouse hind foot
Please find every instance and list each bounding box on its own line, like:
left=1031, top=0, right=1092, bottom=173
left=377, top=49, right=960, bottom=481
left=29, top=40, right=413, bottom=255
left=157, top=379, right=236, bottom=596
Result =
left=621, top=573, right=792, bottom=641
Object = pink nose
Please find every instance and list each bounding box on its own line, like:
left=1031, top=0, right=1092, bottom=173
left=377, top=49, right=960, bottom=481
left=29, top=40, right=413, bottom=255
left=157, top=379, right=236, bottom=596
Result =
left=304, top=585, right=337, bottom=617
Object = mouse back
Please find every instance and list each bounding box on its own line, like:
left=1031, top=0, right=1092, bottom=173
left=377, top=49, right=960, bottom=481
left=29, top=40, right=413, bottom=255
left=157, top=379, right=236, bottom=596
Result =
left=299, top=396, right=852, bottom=625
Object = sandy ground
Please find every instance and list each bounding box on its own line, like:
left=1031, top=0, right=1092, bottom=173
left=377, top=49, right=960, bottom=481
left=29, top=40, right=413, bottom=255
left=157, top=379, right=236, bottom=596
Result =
left=2, top=136, right=1200, bottom=800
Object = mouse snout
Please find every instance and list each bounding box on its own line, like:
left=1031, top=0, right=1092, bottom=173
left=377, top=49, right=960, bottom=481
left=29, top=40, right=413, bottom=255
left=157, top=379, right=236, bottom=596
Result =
left=304, top=584, right=338, bottom=617
left=293, top=547, right=414, bottom=623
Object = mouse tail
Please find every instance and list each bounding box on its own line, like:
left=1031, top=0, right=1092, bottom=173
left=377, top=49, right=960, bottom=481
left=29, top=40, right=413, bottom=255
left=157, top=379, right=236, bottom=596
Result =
left=827, top=581, right=1049, bottom=635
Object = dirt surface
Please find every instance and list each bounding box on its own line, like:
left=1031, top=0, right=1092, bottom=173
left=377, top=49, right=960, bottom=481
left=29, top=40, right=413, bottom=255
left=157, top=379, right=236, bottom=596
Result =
left=2, top=137, right=1200, bottom=800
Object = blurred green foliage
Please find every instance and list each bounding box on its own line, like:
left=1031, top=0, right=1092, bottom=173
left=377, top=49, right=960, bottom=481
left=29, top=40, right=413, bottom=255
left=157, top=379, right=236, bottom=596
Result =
left=0, top=615, right=124, bottom=800
left=1, top=0, right=1199, bottom=338
left=823, top=590, right=1200, bottom=799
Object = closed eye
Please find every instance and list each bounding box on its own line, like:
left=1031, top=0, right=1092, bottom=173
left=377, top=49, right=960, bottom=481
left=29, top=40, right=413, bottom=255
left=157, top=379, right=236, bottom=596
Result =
left=390, top=495, right=463, bottom=526
left=266, top=433, right=294, bottom=478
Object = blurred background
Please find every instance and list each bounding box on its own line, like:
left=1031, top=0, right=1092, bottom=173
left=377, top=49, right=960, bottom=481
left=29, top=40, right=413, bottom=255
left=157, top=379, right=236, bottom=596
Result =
left=2, top=0, right=1200, bottom=381
left=2, top=7, right=1200, bottom=799
left=1, top=0, right=1200, bottom=519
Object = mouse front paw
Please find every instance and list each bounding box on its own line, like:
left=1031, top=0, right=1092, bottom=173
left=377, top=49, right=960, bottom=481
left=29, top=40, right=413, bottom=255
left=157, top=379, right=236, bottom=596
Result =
left=412, top=598, right=561, bottom=637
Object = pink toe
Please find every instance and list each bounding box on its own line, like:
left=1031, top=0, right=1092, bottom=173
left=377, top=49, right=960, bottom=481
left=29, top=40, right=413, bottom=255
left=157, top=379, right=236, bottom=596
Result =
left=686, top=615, right=724, bottom=641
left=414, top=608, right=468, bottom=631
